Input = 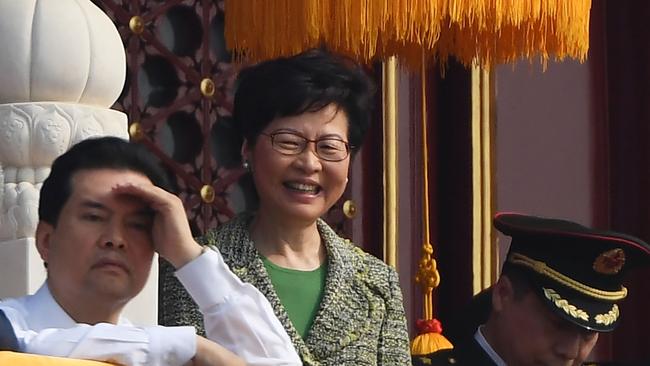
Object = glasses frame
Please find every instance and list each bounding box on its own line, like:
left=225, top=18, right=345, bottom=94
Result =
left=260, top=131, right=352, bottom=162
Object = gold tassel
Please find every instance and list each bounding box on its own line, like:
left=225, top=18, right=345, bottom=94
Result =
left=411, top=49, right=452, bottom=356
left=224, top=0, right=591, bottom=69
left=412, top=243, right=453, bottom=356
left=411, top=319, right=454, bottom=356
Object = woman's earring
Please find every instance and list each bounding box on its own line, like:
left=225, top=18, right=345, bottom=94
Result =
left=242, top=160, right=250, bottom=170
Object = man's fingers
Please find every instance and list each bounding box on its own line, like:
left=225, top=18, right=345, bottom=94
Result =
left=111, top=183, right=177, bottom=210
left=113, top=182, right=201, bottom=268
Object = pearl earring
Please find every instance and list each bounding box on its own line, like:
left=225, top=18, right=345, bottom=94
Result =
left=242, top=160, right=250, bottom=170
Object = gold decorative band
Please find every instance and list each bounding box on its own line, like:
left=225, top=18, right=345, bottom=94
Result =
left=509, top=253, right=628, bottom=301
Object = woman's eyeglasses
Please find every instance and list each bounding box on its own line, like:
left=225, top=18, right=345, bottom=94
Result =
left=261, top=131, right=351, bottom=162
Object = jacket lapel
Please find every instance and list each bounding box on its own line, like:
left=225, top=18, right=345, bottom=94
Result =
left=304, top=221, right=378, bottom=361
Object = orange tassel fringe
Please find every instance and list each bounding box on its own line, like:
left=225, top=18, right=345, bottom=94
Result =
left=224, top=0, right=591, bottom=69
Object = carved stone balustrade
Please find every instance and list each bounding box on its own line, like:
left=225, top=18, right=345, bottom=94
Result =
left=0, top=0, right=155, bottom=325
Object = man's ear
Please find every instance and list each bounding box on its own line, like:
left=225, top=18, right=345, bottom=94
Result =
left=35, top=221, right=54, bottom=264
left=491, top=275, right=515, bottom=313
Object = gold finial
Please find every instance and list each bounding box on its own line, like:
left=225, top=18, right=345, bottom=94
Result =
left=129, top=16, right=145, bottom=34
left=129, top=122, right=144, bottom=141
left=200, top=78, right=215, bottom=97
left=200, top=185, right=215, bottom=203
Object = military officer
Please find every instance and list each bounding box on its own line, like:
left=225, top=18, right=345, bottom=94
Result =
left=413, top=212, right=650, bottom=366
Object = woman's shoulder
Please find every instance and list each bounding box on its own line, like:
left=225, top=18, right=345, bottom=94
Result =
left=336, top=236, right=396, bottom=273
left=201, top=213, right=250, bottom=246
left=327, top=234, right=400, bottom=296
left=200, top=213, right=257, bottom=265
left=354, top=246, right=400, bottom=290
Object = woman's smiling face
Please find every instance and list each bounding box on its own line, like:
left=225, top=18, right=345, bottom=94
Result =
left=244, top=104, right=350, bottom=225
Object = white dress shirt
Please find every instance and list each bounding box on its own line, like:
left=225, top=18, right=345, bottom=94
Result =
left=177, top=247, right=301, bottom=366
left=0, top=247, right=301, bottom=366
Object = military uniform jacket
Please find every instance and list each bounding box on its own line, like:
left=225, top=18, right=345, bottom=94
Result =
left=160, top=213, right=412, bottom=366
left=411, top=336, right=616, bottom=366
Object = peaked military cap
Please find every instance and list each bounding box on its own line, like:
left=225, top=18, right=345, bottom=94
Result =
left=495, top=212, right=650, bottom=332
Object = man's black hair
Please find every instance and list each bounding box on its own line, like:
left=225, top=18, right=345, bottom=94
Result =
left=39, top=136, right=171, bottom=225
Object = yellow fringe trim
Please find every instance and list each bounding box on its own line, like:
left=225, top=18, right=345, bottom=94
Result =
left=224, top=0, right=591, bottom=68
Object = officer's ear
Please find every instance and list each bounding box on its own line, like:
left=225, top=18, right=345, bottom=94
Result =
left=491, top=275, right=515, bottom=313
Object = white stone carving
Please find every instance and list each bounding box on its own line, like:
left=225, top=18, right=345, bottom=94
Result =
left=0, top=0, right=129, bottom=241
left=0, top=0, right=126, bottom=107
left=0, top=0, right=128, bottom=242
left=0, top=103, right=127, bottom=167
left=0, top=0, right=157, bottom=326
left=0, top=103, right=127, bottom=241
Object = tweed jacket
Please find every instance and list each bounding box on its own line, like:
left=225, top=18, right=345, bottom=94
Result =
left=208, top=214, right=411, bottom=365
left=159, top=213, right=412, bottom=366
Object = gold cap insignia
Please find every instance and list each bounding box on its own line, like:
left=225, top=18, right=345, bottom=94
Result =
left=593, top=248, right=626, bottom=275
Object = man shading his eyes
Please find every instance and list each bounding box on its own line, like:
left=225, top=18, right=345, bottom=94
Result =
left=0, top=137, right=301, bottom=366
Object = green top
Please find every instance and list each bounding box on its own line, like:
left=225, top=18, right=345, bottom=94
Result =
left=262, top=257, right=327, bottom=339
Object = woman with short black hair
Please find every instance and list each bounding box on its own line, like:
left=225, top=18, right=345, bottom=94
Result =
left=165, top=49, right=411, bottom=366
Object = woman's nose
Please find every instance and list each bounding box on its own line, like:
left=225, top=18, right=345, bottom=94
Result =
left=294, top=144, right=323, bottom=172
